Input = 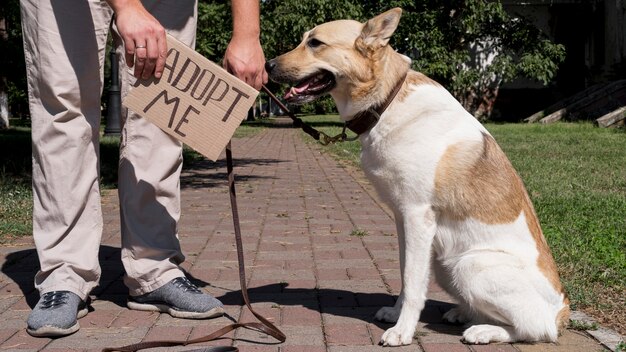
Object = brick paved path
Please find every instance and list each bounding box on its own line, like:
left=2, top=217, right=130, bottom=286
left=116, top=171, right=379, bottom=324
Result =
left=0, top=119, right=611, bottom=351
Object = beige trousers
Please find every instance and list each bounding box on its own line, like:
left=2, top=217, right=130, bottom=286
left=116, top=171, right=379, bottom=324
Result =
left=20, top=0, right=198, bottom=299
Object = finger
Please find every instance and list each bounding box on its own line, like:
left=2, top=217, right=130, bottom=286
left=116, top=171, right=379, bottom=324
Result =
left=142, top=37, right=159, bottom=79
left=262, top=68, right=269, bottom=85
left=253, top=71, right=263, bottom=91
left=154, top=31, right=168, bottom=79
left=133, top=43, right=147, bottom=79
left=245, top=73, right=255, bottom=89
left=124, top=38, right=135, bottom=68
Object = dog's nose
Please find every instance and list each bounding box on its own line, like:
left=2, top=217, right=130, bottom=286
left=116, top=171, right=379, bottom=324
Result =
left=265, top=60, right=277, bottom=74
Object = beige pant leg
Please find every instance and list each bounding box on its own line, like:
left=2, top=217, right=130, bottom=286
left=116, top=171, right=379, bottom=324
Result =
left=115, top=0, right=198, bottom=296
left=20, top=0, right=113, bottom=300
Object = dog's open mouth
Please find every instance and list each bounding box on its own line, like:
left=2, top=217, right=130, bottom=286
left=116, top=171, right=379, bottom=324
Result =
left=284, top=70, right=335, bottom=104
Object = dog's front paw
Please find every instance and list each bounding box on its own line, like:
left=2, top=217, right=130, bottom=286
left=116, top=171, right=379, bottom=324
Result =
left=442, top=307, right=471, bottom=324
left=463, top=324, right=512, bottom=344
left=380, top=325, right=414, bottom=346
left=375, top=306, right=401, bottom=323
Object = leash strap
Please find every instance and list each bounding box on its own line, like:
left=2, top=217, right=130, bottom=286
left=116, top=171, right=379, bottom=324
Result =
left=261, top=86, right=324, bottom=142
left=102, top=142, right=286, bottom=352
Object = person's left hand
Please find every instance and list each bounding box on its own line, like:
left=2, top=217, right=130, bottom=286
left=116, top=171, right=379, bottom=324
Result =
left=223, top=36, right=268, bottom=91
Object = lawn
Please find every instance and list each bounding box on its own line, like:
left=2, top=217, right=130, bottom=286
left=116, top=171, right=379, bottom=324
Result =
left=299, top=115, right=626, bottom=334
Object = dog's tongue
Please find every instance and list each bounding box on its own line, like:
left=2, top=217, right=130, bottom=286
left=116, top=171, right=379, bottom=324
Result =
left=284, top=82, right=310, bottom=99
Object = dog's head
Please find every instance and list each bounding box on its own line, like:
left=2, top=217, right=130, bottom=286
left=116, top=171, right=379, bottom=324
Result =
left=266, top=8, right=409, bottom=114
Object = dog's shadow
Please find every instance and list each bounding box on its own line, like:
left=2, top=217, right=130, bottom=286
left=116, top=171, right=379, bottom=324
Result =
left=1, top=246, right=462, bottom=337
left=215, top=283, right=461, bottom=333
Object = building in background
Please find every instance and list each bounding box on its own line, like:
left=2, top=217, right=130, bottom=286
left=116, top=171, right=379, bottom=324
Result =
left=496, top=0, right=626, bottom=121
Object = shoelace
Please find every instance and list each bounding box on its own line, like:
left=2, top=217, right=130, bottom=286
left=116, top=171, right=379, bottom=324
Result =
left=172, top=277, right=202, bottom=293
left=40, top=291, right=69, bottom=309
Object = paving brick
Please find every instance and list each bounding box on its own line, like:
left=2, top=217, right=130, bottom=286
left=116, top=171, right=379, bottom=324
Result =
left=143, top=326, right=192, bottom=342
left=325, top=323, right=372, bottom=345
left=328, top=346, right=419, bottom=352
left=78, top=309, right=120, bottom=329
left=472, top=344, right=521, bottom=352
left=110, top=309, right=159, bottom=328
left=0, top=329, right=51, bottom=350
left=270, top=326, right=324, bottom=346
left=281, top=346, right=326, bottom=352
left=0, top=329, right=18, bottom=345
left=422, top=343, right=471, bottom=352
left=282, top=306, right=322, bottom=326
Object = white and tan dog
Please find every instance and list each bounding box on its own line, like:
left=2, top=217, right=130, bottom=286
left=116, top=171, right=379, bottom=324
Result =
left=266, top=8, right=570, bottom=346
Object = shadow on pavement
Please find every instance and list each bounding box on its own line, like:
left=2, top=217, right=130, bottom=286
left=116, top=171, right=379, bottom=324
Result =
left=181, top=157, right=284, bottom=189
left=215, top=283, right=459, bottom=333
left=2, top=248, right=459, bottom=334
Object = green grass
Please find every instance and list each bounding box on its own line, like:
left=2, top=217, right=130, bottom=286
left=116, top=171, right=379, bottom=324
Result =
left=0, top=126, right=32, bottom=242
left=0, top=118, right=268, bottom=241
left=569, top=319, right=599, bottom=331
left=486, top=123, right=626, bottom=315
left=299, top=115, right=626, bottom=332
left=350, top=229, right=369, bottom=237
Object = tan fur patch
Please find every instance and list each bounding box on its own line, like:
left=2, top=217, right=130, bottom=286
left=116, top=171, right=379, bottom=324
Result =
left=434, top=133, right=565, bottom=294
left=556, top=302, right=571, bottom=335
left=397, top=71, right=441, bottom=101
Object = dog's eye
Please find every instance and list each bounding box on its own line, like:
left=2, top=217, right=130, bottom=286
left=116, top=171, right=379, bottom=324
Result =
left=307, top=38, right=324, bottom=48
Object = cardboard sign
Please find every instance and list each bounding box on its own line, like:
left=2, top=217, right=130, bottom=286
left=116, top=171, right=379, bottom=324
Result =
left=123, top=34, right=259, bottom=161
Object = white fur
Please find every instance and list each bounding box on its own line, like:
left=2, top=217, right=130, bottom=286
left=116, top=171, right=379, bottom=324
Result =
left=350, top=84, right=567, bottom=346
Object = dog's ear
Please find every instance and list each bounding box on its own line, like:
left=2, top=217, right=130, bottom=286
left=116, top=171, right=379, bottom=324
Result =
left=356, top=8, right=402, bottom=54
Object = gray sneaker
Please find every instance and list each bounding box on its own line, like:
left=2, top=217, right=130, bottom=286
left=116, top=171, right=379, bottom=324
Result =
left=26, top=291, right=89, bottom=337
left=127, top=277, right=224, bottom=319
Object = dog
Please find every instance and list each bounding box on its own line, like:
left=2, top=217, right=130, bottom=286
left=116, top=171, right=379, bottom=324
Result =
left=265, top=8, right=570, bottom=346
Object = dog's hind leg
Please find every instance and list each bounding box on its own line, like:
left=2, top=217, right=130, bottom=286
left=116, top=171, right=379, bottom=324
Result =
left=379, top=205, right=437, bottom=346
left=453, top=251, right=563, bottom=344
left=432, top=258, right=473, bottom=324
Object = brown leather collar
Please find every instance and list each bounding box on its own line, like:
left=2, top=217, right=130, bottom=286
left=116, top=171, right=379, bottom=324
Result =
left=345, top=72, right=408, bottom=136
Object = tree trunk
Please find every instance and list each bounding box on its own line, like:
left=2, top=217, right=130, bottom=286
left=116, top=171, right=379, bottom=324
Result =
left=0, top=16, right=8, bottom=129
left=0, top=77, right=8, bottom=129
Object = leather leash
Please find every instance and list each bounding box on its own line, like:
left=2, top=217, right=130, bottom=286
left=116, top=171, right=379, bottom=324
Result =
left=260, top=86, right=337, bottom=144
left=102, top=142, right=286, bottom=352
left=103, top=79, right=405, bottom=351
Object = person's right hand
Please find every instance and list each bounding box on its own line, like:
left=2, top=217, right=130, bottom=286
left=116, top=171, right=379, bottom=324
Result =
left=111, top=1, right=167, bottom=79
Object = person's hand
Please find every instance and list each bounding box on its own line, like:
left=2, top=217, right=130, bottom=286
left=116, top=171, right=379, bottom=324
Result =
left=112, top=2, right=167, bottom=79
left=223, top=36, right=268, bottom=90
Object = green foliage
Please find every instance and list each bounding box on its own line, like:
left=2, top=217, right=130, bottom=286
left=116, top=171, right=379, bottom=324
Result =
left=1, top=0, right=567, bottom=120
left=259, top=0, right=566, bottom=118
left=196, top=1, right=232, bottom=62
left=260, top=0, right=364, bottom=60
left=299, top=96, right=337, bottom=115
left=0, top=0, right=28, bottom=117
left=0, top=126, right=32, bottom=240
left=350, top=229, right=369, bottom=237
left=361, top=0, right=565, bottom=118
left=569, top=319, right=599, bottom=331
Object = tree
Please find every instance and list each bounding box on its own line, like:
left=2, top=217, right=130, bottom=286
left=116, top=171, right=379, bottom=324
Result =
left=196, top=1, right=232, bottom=63
left=259, top=0, right=364, bottom=114
left=362, top=0, right=566, bottom=119
left=2, top=0, right=567, bottom=122
left=0, top=0, right=27, bottom=126
left=0, top=14, right=8, bottom=129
